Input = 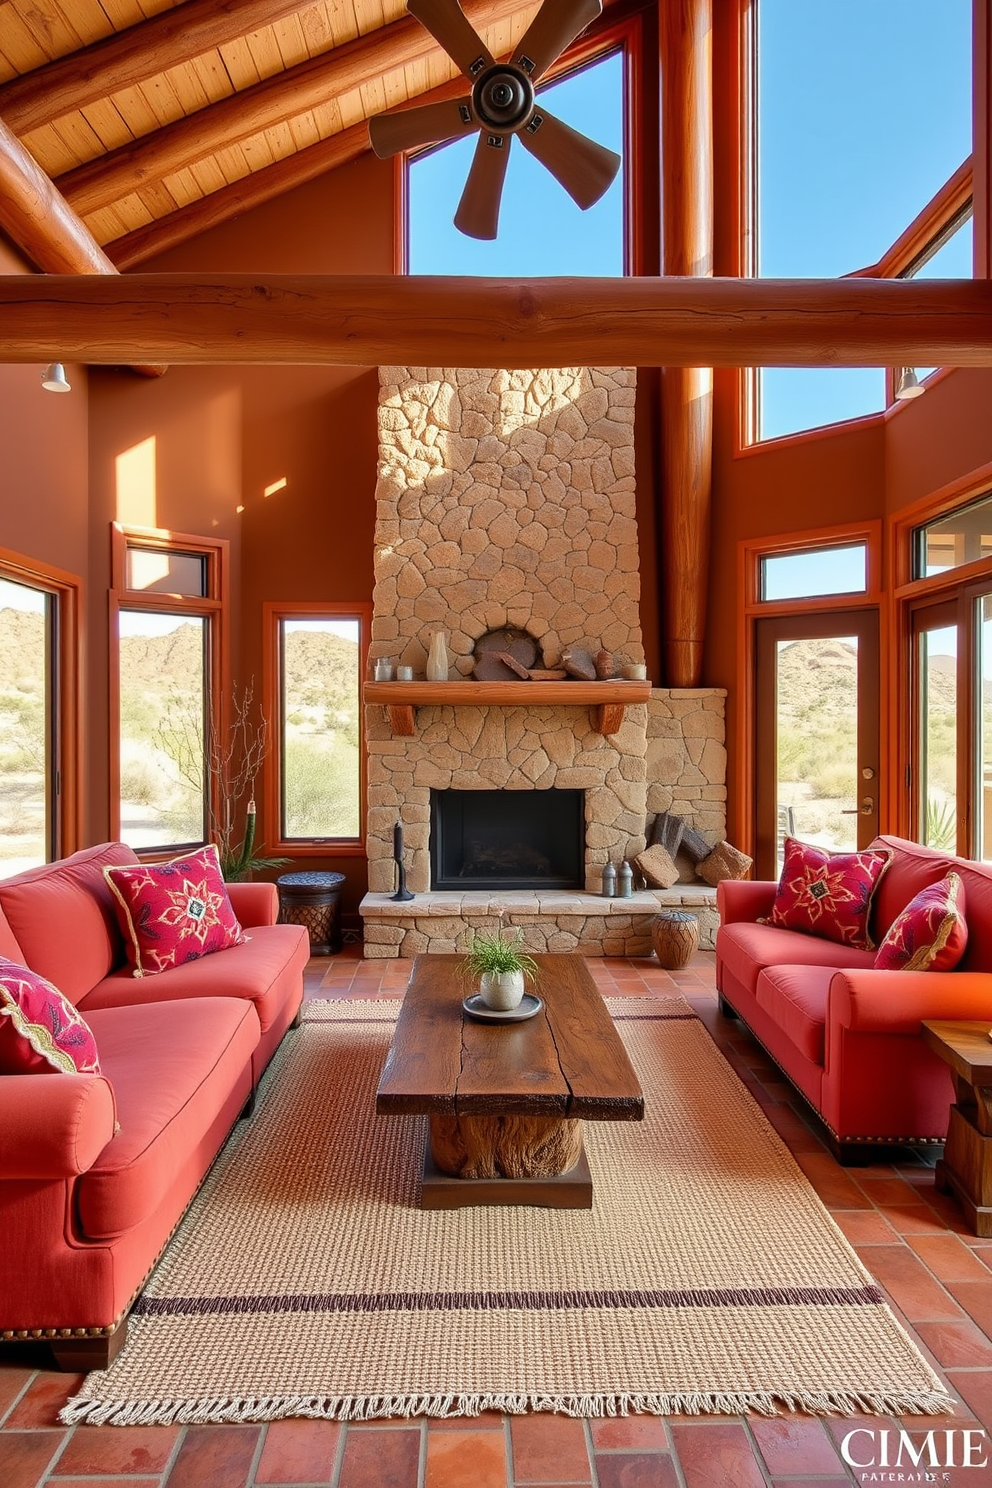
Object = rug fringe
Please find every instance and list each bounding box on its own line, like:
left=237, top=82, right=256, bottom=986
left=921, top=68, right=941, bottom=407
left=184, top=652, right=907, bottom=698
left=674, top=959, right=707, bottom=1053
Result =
left=60, top=1386, right=957, bottom=1427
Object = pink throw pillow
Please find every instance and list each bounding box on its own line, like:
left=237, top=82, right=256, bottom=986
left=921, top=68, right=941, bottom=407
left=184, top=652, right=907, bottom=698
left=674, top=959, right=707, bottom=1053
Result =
left=0, top=957, right=102, bottom=1074
left=874, top=872, right=968, bottom=972
left=104, top=844, right=246, bottom=977
left=765, top=837, right=891, bottom=950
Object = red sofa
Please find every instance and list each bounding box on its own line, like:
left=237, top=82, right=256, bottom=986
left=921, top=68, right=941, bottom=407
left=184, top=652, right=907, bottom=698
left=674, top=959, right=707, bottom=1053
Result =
left=0, top=842, right=309, bottom=1368
left=715, top=834, right=992, bottom=1162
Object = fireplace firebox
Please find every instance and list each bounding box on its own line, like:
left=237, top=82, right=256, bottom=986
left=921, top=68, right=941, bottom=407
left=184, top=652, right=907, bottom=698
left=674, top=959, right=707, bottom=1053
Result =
left=430, top=789, right=584, bottom=891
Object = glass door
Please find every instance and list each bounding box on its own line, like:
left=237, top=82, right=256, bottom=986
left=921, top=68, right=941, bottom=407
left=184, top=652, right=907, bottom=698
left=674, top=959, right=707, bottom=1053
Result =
left=754, top=610, right=880, bottom=879
left=912, top=600, right=959, bottom=852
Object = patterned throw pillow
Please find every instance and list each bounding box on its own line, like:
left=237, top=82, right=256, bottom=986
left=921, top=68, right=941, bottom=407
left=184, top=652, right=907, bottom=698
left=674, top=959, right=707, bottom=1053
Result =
left=104, top=844, right=246, bottom=977
left=874, top=872, right=968, bottom=972
left=765, top=837, right=891, bottom=950
left=0, top=958, right=102, bottom=1074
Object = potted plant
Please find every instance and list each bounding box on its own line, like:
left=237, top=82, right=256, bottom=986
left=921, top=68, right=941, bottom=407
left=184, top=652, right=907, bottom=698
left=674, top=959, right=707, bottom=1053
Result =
left=462, top=920, right=539, bottom=1010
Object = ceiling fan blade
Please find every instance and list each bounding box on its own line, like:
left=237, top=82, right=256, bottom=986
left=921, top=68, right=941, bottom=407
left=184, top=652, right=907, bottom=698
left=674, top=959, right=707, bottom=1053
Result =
left=369, top=96, right=477, bottom=159
left=408, top=0, right=494, bottom=79
left=513, top=0, right=603, bottom=81
left=454, top=131, right=511, bottom=239
left=517, top=106, right=619, bottom=209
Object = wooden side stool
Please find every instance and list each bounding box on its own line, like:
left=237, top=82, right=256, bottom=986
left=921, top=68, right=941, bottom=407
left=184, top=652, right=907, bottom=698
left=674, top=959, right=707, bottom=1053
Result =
left=276, top=871, right=346, bottom=954
left=651, top=909, right=699, bottom=970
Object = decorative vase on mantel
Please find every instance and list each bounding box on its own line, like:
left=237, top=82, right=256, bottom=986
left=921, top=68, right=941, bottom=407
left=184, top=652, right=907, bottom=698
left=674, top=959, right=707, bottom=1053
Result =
left=479, top=969, right=525, bottom=1011
left=426, top=630, right=449, bottom=682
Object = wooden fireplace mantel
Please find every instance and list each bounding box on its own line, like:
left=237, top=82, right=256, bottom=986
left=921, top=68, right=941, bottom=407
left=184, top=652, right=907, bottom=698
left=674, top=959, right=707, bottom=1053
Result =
left=363, top=679, right=652, bottom=738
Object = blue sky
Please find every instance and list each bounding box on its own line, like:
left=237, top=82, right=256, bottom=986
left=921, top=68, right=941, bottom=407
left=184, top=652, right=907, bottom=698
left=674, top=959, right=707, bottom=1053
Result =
left=407, top=1, right=972, bottom=441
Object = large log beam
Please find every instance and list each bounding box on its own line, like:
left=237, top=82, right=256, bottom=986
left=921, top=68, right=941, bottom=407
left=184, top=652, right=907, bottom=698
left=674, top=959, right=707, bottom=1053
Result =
left=56, top=0, right=531, bottom=221
left=0, top=275, right=989, bottom=367
left=659, top=0, right=714, bottom=688
left=0, top=0, right=316, bottom=139
left=0, top=116, right=164, bottom=376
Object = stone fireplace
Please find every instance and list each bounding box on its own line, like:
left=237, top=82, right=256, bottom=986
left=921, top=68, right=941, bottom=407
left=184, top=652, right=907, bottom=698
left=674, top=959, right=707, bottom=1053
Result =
left=360, top=366, right=726, bottom=957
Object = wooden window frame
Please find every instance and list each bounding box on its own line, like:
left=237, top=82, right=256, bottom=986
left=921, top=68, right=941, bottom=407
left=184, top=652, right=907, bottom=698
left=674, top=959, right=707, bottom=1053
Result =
left=0, top=546, right=82, bottom=862
left=732, top=520, right=883, bottom=854
left=109, top=523, right=229, bottom=853
left=741, top=0, right=975, bottom=449
left=262, top=600, right=371, bottom=858
left=398, top=11, right=644, bottom=278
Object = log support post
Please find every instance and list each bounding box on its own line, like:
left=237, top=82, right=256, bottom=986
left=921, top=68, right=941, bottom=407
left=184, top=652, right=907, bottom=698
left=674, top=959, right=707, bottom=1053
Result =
left=660, top=0, right=714, bottom=688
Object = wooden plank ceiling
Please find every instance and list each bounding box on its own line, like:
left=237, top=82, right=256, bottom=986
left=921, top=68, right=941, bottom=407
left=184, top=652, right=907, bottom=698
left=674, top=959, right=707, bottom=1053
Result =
left=0, top=0, right=541, bottom=265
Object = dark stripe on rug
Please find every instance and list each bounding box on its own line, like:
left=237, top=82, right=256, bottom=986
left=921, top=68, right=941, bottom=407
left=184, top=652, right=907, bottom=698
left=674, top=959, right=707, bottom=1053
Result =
left=134, top=1283, right=885, bottom=1319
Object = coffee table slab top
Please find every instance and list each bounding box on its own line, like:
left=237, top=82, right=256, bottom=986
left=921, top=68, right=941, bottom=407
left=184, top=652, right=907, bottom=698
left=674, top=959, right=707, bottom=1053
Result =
left=376, top=954, right=644, bottom=1122
left=922, top=1020, right=992, bottom=1083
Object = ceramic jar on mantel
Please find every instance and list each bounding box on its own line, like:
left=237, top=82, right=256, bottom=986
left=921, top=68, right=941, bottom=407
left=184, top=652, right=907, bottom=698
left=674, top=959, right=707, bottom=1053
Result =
left=426, top=631, right=449, bottom=682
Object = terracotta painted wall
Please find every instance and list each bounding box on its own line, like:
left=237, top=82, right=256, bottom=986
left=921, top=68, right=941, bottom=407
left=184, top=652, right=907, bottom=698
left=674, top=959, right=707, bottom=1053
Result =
left=86, top=155, right=392, bottom=908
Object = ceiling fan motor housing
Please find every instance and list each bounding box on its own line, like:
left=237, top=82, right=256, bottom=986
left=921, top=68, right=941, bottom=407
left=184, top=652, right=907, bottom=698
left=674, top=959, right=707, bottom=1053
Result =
left=472, top=64, right=535, bottom=132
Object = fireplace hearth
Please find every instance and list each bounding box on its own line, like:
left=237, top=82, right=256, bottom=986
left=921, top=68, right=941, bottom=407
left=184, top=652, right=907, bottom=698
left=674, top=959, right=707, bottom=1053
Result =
left=430, top=789, right=584, bottom=891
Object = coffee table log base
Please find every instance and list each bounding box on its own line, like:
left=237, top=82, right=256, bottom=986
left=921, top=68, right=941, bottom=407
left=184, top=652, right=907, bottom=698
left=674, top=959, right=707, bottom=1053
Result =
left=425, top=1113, right=591, bottom=1209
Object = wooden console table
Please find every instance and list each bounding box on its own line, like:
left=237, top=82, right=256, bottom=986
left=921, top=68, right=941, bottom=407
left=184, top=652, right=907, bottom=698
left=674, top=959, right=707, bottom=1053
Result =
left=363, top=679, right=651, bottom=738
left=922, top=1019, right=992, bottom=1237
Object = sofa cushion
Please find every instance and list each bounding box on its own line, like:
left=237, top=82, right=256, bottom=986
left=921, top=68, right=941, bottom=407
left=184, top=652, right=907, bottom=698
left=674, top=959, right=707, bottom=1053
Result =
left=0, top=906, right=25, bottom=963
left=0, top=842, right=136, bottom=1003
left=77, top=998, right=259, bottom=1240
left=81, top=923, right=309, bottom=1036
left=755, top=965, right=833, bottom=1067
left=765, top=837, right=891, bottom=950
left=0, top=958, right=102, bottom=1075
left=105, top=845, right=246, bottom=977
left=874, top=872, right=968, bottom=972
left=718, top=920, right=875, bottom=996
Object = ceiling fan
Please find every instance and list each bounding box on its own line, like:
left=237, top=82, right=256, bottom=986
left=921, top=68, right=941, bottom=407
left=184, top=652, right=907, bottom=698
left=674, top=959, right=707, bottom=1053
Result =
left=368, top=0, right=621, bottom=240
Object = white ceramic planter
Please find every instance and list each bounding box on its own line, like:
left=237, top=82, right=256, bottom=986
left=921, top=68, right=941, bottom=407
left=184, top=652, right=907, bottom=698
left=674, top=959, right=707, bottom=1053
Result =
left=479, top=969, right=525, bottom=1010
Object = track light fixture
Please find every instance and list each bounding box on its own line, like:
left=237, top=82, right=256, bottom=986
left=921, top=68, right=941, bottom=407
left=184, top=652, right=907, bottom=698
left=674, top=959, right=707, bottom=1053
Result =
left=41, top=362, right=72, bottom=393
left=894, top=367, right=925, bottom=401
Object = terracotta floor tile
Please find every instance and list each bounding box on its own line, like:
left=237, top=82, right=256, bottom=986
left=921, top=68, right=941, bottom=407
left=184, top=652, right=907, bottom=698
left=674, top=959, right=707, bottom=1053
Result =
left=161, top=1424, right=260, bottom=1488
left=53, top=1423, right=181, bottom=1475
left=426, top=1410, right=505, bottom=1430
left=0, top=1430, right=68, bottom=1488
left=914, top=1319, right=992, bottom=1368
left=875, top=1200, right=957, bottom=1236
left=750, top=1417, right=845, bottom=1475
left=945, top=1369, right=992, bottom=1430
left=52, top=1480, right=159, bottom=1488
left=3, top=1374, right=84, bottom=1428
left=907, top=1234, right=992, bottom=1282
left=793, top=1151, right=874, bottom=1209
left=254, top=1419, right=342, bottom=1482
left=588, top=1417, right=670, bottom=1450
left=831, top=1209, right=899, bottom=1245
left=337, top=1427, right=420, bottom=1488
left=0, top=1367, right=35, bottom=1424
left=509, top=1414, right=591, bottom=1482
left=593, top=1453, right=680, bottom=1488
left=944, top=1280, right=992, bottom=1336
left=854, top=1244, right=966, bottom=1322
left=425, top=1429, right=505, bottom=1488
left=768, top=1480, right=850, bottom=1487
left=668, top=1422, right=767, bottom=1488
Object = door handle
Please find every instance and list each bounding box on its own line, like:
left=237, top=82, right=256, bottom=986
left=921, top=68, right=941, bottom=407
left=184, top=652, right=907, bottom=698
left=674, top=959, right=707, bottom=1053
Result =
left=841, top=797, right=875, bottom=816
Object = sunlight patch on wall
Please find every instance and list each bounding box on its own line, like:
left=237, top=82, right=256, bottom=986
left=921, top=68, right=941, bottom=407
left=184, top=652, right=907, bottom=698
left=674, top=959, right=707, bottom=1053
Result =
left=115, top=436, right=157, bottom=527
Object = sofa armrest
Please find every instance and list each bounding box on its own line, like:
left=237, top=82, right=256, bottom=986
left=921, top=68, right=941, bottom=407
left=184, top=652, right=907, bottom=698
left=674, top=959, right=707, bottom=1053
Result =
left=830, top=969, right=992, bottom=1034
left=228, top=880, right=279, bottom=928
left=717, top=879, right=777, bottom=924
left=0, top=1075, right=117, bottom=1179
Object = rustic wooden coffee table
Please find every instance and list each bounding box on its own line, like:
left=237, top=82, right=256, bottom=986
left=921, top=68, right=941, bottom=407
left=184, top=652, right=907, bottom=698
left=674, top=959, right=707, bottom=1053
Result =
left=376, top=953, right=644, bottom=1209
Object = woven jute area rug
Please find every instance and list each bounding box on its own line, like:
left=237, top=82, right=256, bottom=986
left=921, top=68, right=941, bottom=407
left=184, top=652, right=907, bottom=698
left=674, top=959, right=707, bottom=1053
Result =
left=63, top=997, right=953, bottom=1425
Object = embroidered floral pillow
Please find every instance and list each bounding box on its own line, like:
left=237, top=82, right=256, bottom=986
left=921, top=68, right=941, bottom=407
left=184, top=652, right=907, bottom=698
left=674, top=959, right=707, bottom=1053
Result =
left=104, top=844, right=246, bottom=977
left=764, top=837, right=891, bottom=950
left=0, top=958, right=102, bottom=1074
left=874, top=872, right=968, bottom=972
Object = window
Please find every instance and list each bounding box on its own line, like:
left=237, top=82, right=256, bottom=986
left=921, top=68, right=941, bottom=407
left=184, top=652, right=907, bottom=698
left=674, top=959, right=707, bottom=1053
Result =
left=751, top=0, right=972, bottom=442
left=406, top=49, right=626, bottom=275
left=0, top=550, right=80, bottom=876
left=111, top=525, right=227, bottom=853
left=914, top=491, right=992, bottom=579
left=264, top=604, right=369, bottom=852
left=760, top=543, right=868, bottom=602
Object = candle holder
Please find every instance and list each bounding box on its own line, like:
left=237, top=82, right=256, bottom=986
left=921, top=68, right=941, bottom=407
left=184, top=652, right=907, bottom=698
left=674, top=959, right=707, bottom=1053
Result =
left=391, top=820, right=415, bottom=902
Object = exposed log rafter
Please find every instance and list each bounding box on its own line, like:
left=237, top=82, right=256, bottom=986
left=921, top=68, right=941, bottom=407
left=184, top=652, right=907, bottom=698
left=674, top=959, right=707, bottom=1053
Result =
left=0, top=275, right=989, bottom=367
